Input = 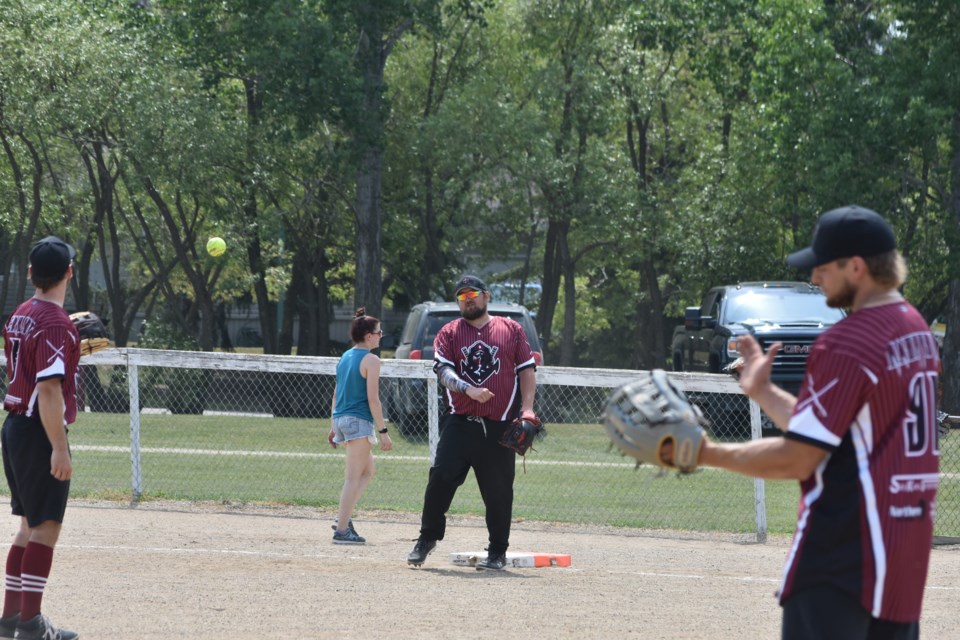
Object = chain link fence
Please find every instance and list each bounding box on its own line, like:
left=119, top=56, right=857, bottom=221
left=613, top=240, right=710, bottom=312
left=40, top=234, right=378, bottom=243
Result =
left=2, top=348, right=957, bottom=542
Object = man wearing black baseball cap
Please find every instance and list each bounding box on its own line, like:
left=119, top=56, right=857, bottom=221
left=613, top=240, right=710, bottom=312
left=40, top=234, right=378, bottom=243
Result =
left=665, top=205, right=941, bottom=638
left=454, top=275, right=487, bottom=294
left=408, top=274, right=539, bottom=571
left=786, top=205, right=898, bottom=272
left=27, top=236, right=76, bottom=287
left=1, top=235, right=80, bottom=639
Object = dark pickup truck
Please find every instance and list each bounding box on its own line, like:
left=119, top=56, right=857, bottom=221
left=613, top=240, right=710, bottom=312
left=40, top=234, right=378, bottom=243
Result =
left=671, top=282, right=845, bottom=434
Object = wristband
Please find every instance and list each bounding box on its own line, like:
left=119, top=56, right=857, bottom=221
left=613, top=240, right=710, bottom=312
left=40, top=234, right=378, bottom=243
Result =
left=378, top=428, right=388, bottom=434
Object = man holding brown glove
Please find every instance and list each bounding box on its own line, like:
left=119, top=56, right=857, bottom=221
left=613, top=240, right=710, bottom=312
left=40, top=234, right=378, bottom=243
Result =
left=407, top=275, right=538, bottom=571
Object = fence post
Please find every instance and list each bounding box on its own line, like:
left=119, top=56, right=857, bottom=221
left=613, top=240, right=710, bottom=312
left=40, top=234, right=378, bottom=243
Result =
left=127, top=357, right=143, bottom=501
left=750, top=399, right=768, bottom=542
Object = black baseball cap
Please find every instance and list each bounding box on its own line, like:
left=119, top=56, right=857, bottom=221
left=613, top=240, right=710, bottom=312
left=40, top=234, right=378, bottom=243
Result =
left=29, top=236, right=76, bottom=280
left=787, top=205, right=896, bottom=271
left=454, top=275, right=487, bottom=295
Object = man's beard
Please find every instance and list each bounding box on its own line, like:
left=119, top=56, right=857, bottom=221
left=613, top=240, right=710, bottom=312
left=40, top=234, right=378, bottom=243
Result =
left=826, top=280, right=856, bottom=309
left=461, top=301, right=487, bottom=321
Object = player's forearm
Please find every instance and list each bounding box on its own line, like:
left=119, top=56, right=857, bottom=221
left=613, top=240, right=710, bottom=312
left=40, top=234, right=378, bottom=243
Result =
left=37, top=382, right=69, bottom=451
left=518, top=367, right=536, bottom=413
left=436, top=364, right=470, bottom=394
left=699, top=437, right=822, bottom=480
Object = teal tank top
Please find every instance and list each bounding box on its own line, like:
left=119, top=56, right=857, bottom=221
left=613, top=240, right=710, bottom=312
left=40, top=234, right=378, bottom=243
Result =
left=332, top=347, right=374, bottom=422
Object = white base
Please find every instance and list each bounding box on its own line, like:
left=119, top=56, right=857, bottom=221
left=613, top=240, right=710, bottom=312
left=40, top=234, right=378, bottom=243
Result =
left=449, top=551, right=572, bottom=568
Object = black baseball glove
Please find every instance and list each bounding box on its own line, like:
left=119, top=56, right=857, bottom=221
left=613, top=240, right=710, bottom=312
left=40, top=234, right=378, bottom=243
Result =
left=69, top=311, right=113, bottom=356
left=499, top=412, right=544, bottom=456
left=602, top=369, right=708, bottom=473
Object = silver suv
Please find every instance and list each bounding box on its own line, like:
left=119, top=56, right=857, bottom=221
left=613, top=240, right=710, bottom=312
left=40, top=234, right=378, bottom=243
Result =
left=387, top=301, right=543, bottom=440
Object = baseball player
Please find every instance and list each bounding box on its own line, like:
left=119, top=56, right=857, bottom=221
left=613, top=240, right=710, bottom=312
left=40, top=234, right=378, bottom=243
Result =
left=696, top=206, right=939, bottom=639
left=0, top=237, right=81, bottom=640
left=407, top=275, right=538, bottom=570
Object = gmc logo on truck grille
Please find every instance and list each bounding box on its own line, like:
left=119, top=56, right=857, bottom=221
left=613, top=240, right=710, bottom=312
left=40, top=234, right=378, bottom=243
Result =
left=780, top=344, right=812, bottom=355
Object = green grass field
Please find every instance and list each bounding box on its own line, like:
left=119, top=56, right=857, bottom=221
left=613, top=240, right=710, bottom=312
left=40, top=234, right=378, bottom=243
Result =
left=30, top=412, right=959, bottom=536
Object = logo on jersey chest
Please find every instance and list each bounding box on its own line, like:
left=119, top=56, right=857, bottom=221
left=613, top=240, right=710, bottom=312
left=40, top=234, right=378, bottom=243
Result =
left=460, top=340, right=500, bottom=385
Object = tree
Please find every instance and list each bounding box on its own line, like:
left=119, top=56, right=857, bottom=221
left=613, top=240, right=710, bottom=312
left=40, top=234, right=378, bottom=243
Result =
left=382, top=0, right=545, bottom=307
left=159, top=0, right=340, bottom=352
left=324, top=0, right=443, bottom=319
left=514, top=0, right=626, bottom=366
left=0, top=1, right=66, bottom=310
left=872, top=1, right=960, bottom=412
left=744, top=1, right=956, bottom=404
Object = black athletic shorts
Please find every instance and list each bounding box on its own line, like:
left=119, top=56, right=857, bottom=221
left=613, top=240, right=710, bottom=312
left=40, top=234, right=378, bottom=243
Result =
left=1, top=414, right=71, bottom=527
left=782, top=584, right=919, bottom=640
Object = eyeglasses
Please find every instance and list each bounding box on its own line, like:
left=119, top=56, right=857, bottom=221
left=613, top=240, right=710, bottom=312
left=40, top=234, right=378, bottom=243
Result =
left=371, top=329, right=383, bottom=335
left=456, top=290, right=482, bottom=301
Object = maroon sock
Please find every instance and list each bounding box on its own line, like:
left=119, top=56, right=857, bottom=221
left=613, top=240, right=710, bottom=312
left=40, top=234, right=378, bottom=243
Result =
left=19, top=542, right=54, bottom=621
left=2, top=545, right=24, bottom=619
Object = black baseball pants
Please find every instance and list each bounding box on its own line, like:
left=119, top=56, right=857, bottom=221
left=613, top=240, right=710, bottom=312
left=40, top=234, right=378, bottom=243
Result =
left=781, top=585, right=919, bottom=640
left=418, top=413, right=516, bottom=555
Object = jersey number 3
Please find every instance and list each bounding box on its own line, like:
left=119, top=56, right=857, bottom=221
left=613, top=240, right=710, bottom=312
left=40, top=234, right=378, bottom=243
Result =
left=904, top=371, right=940, bottom=458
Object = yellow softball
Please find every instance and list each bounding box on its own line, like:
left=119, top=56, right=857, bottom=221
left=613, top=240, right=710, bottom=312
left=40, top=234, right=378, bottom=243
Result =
left=207, top=237, right=226, bottom=257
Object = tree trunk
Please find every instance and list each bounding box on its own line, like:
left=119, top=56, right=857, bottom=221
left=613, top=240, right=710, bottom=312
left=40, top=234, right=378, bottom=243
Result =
left=538, top=220, right=564, bottom=353
left=943, top=280, right=960, bottom=414
left=0, top=129, right=44, bottom=306
left=560, top=233, right=577, bottom=366
left=641, top=257, right=667, bottom=369
left=942, top=111, right=960, bottom=414
left=352, top=9, right=388, bottom=320
left=240, top=75, right=278, bottom=354
left=355, top=147, right=383, bottom=319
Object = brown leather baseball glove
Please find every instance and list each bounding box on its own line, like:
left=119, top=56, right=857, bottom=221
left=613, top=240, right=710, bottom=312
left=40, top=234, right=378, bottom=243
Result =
left=70, top=311, right=113, bottom=356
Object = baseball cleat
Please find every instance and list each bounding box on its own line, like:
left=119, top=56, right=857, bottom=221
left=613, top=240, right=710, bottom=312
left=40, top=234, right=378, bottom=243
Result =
left=475, top=553, right=508, bottom=571
left=13, top=613, right=78, bottom=640
left=407, top=538, right=437, bottom=566
left=0, top=614, right=17, bottom=639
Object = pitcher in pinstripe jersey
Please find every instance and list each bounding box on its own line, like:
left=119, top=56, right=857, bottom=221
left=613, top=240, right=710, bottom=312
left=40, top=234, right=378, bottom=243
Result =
left=683, top=207, right=938, bottom=640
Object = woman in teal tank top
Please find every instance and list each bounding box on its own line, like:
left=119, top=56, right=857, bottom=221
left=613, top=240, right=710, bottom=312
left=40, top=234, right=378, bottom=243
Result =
left=328, top=308, right=393, bottom=544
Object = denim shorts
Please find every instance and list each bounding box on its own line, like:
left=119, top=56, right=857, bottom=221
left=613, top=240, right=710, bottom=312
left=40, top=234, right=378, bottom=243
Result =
left=332, top=415, right=377, bottom=445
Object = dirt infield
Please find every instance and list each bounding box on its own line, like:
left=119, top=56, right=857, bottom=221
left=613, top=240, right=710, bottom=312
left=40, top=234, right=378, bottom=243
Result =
left=16, top=500, right=959, bottom=639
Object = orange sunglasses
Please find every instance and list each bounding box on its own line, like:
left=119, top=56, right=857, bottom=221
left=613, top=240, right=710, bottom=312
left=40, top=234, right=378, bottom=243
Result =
left=456, top=290, right=482, bottom=301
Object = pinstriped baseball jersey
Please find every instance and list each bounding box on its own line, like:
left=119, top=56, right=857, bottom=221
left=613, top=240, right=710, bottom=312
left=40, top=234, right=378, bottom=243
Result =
left=779, top=301, right=939, bottom=622
left=3, top=298, right=81, bottom=424
left=434, top=315, right=535, bottom=421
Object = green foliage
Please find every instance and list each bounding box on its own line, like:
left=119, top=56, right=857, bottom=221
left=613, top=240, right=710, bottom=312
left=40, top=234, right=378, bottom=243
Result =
left=0, top=0, right=956, bottom=371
